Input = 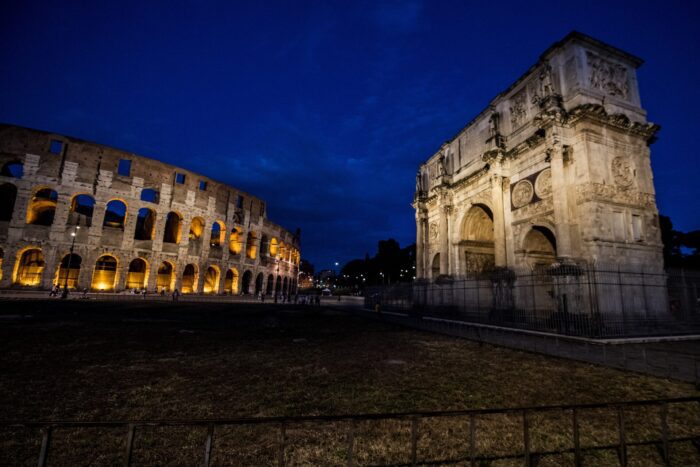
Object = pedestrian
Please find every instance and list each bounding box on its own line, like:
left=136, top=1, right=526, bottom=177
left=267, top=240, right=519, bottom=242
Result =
left=172, top=288, right=180, bottom=302
left=141, top=288, right=147, bottom=299
left=160, top=287, right=165, bottom=297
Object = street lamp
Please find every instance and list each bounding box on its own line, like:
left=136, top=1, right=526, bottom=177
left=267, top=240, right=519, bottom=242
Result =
left=61, top=224, right=80, bottom=299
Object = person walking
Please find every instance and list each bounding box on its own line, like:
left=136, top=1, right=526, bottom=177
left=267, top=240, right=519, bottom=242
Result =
left=172, top=288, right=180, bottom=302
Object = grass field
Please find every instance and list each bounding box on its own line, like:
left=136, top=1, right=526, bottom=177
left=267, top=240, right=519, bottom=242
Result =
left=0, top=300, right=698, bottom=465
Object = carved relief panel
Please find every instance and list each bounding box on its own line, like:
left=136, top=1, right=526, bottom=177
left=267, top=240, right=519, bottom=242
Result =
left=586, top=51, right=629, bottom=99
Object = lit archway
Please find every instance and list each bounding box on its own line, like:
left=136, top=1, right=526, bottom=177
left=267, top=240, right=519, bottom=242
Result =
left=134, top=208, right=156, bottom=240
left=523, top=226, right=557, bottom=270
left=26, top=187, right=58, bottom=226
left=126, top=258, right=149, bottom=290
left=91, top=255, right=118, bottom=291
left=103, top=200, right=127, bottom=229
left=269, top=238, right=279, bottom=257
left=14, top=248, right=45, bottom=286
left=156, top=261, right=175, bottom=292
left=163, top=212, right=182, bottom=244
left=210, top=221, right=225, bottom=247
left=246, top=232, right=258, bottom=259
left=229, top=228, right=242, bottom=255
left=54, top=253, right=82, bottom=289
left=203, top=265, right=220, bottom=294
left=182, top=264, right=198, bottom=293
left=460, top=204, right=495, bottom=275
left=224, top=268, right=239, bottom=294
left=189, top=217, right=205, bottom=241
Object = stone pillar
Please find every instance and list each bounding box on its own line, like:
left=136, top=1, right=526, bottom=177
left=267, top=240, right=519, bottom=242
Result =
left=41, top=246, right=58, bottom=289
left=439, top=205, right=451, bottom=275
left=491, top=174, right=507, bottom=267
left=88, top=201, right=107, bottom=247
left=121, top=204, right=139, bottom=251
left=49, top=192, right=72, bottom=241
left=9, top=185, right=32, bottom=229
left=415, top=214, right=425, bottom=278
left=550, top=147, right=573, bottom=259
left=502, top=177, right=516, bottom=267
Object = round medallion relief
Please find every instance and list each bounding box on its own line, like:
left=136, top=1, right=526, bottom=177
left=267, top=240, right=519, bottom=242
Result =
left=512, top=180, right=534, bottom=208
left=611, top=156, right=634, bottom=187
left=534, top=168, right=552, bottom=198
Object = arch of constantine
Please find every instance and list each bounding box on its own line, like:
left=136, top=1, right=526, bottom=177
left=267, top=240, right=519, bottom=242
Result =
left=414, top=32, right=663, bottom=280
left=0, top=124, right=301, bottom=296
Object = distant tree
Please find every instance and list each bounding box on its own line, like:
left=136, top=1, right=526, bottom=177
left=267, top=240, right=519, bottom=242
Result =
left=659, top=214, right=700, bottom=269
left=340, top=239, right=417, bottom=289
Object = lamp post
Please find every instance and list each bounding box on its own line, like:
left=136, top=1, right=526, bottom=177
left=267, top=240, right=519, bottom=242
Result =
left=61, top=225, right=80, bottom=299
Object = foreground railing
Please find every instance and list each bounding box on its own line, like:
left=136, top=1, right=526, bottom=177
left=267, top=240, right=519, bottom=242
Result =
left=3, top=397, right=698, bottom=466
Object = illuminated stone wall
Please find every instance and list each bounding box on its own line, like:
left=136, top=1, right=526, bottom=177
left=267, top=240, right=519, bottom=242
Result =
left=414, top=32, right=663, bottom=279
left=0, top=124, right=301, bottom=295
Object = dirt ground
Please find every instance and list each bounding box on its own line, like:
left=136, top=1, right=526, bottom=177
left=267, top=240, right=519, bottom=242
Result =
left=1, top=300, right=698, bottom=465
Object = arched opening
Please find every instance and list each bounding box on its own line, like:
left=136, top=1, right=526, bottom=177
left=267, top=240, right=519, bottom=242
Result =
left=27, top=188, right=58, bottom=226
left=255, top=272, right=264, bottom=295
left=1, top=161, right=23, bottom=178
left=224, top=268, right=239, bottom=294
left=203, top=266, right=220, bottom=294
left=210, top=221, right=224, bottom=247
left=134, top=208, right=156, bottom=240
left=140, top=188, right=159, bottom=204
left=266, top=274, right=274, bottom=294
left=460, top=204, right=495, bottom=276
left=260, top=235, right=269, bottom=257
left=103, top=200, right=127, bottom=229
left=91, top=255, right=118, bottom=291
left=126, top=258, right=149, bottom=290
left=431, top=253, right=440, bottom=279
left=14, top=248, right=45, bottom=286
left=241, top=270, right=252, bottom=294
left=68, top=194, right=95, bottom=226
left=0, top=183, right=17, bottom=222
left=282, top=277, right=288, bottom=295
left=246, top=232, right=258, bottom=259
left=156, top=261, right=175, bottom=292
left=189, top=217, right=204, bottom=241
left=275, top=276, right=282, bottom=294
left=269, top=238, right=279, bottom=257
left=523, top=226, right=557, bottom=270
left=229, top=228, right=242, bottom=255
left=181, top=264, right=198, bottom=293
left=54, top=253, right=82, bottom=289
left=163, top=212, right=182, bottom=244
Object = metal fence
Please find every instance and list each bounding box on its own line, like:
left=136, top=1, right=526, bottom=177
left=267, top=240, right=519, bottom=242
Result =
left=3, top=397, right=698, bottom=466
left=365, top=266, right=700, bottom=338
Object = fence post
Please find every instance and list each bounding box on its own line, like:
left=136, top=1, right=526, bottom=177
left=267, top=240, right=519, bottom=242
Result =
left=660, top=402, right=669, bottom=466
left=203, top=423, right=214, bottom=467
left=346, top=420, right=355, bottom=467
left=410, top=417, right=419, bottom=466
left=522, top=410, right=531, bottom=467
left=278, top=423, right=286, bottom=467
left=124, top=424, right=135, bottom=467
left=617, top=406, right=627, bottom=466
left=37, top=425, right=52, bottom=467
left=469, top=414, right=476, bottom=467
left=572, top=408, right=581, bottom=467
left=617, top=266, right=627, bottom=335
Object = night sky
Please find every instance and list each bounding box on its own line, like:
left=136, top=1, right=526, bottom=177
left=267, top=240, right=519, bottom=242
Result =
left=1, top=1, right=698, bottom=270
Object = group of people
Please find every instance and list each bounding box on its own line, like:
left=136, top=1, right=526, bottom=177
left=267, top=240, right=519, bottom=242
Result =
left=49, top=284, right=90, bottom=299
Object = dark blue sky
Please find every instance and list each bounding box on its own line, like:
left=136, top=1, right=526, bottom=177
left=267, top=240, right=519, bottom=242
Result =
left=1, top=0, right=698, bottom=269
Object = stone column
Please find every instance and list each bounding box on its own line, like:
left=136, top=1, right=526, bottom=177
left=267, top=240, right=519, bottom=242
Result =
left=502, top=177, right=516, bottom=267
left=88, top=201, right=107, bottom=247
left=550, top=147, right=573, bottom=259
left=439, top=205, right=451, bottom=275
left=121, top=204, right=139, bottom=251
left=41, top=246, right=58, bottom=289
left=49, top=192, right=72, bottom=242
left=491, top=174, right=507, bottom=267
left=415, top=213, right=425, bottom=278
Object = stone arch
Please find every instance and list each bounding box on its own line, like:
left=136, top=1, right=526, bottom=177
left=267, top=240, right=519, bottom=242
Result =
left=246, top=231, right=259, bottom=259
left=103, top=199, right=127, bottom=230
left=523, top=226, right=557, bottom=269
left=431, top=253, right=440, bottom=279
left=91, top=254, right=118, bottom=291
left=156, top=261, right=176, bottom=292
left=241, top=270, right=253, bottom=294
left=275, top=275, right=282, bottom=294
left=54, top=253, right=82, bottom=289
left=189, top=216, right=205, bottom=241
left=260, top=234, right=269, bottom=257
left=13, top=247, right=45, bottom=286
left=140, top=188, right=159, bottom=204
left=134, top=208, right=157, bottom=240
left=266, top=274, right=274, bottom=294
left=269, top=238, right=279, bottom=257
left=255, top=272, right=264, bottom=295
left=1, top=160, right=23, bottom=178
left=27, top=187, right=58, bottom=226
left=229, top=228, right=243, bottom=255
left=69, top=194, right=95, bottom=226
left=163, top=212, right=183, bottom=244
left=126, top=258, right=149, bottom=290
left=181, top=263, right=198, bottom=293
left=224, top=268, right=239, bottom=294
left=203, top=265, right=220, bottom=294
left=459, top=204, right=495, bottom=276
left=0, top=183, right=17, bottom=222
left=210, top=220, right=225, bottom=247
left=282, top=277, right=288, bottom=295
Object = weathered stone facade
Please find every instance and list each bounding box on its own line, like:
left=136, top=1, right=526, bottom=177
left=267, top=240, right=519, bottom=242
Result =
left=0, top=124, right=300, bottom=295
left=414, top=32, right=663, bottom=279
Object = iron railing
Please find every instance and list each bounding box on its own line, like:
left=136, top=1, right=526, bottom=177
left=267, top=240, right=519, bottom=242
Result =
left=366, top=266, right=700, bottom=338
left=2, top=397, right=698, bottom=466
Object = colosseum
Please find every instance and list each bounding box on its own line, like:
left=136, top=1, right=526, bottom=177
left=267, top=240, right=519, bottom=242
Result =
left=0, top=124, right=301, bottom=296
